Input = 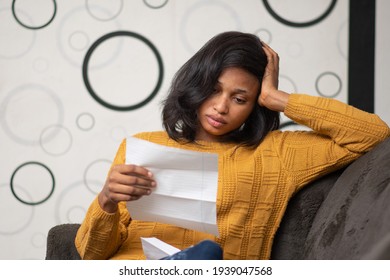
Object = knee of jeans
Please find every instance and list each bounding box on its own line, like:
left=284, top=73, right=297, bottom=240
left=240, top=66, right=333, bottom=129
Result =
left=198, top=240, right=220, bottom=248
left=197, top=240, right=222, bottom=253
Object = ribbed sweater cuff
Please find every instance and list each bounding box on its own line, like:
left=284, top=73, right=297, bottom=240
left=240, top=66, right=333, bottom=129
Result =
left=89, top=196, right=120, bottom=223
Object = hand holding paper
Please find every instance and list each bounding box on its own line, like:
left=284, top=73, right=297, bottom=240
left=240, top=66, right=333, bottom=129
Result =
left=125, top=137, right=219, bottom=236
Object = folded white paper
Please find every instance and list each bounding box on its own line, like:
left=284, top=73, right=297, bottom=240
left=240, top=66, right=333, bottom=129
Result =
left=141, top=237, right=181, bottom=260
left=125, top=136, right=219, bottom=236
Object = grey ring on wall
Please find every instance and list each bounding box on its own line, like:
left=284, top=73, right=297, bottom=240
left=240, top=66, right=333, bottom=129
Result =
left=315, top=71, right=342, bottom=98
left=68, top=31, right=90, bottom=51
left=279, top=74, right=298, bottom=94
left=143, top=0, right=169, bottom=9
left=76, top=112, right=95, bottom=131
left=31, top=232, right=46, bottom=248
left=0, top=83, right=64, bottom=146
left=54, top=180, right=92, bottom=224
left=33, top=57, right=49, bottom=73
left=39, top=124, right=73, bottom=156
left=0, top=8, right=36, bottom=59
left=10, top=161, right=55, bottom=206
left=82, top=31, right=164, bottom=111
left=0, top=183, right=34, bottom=235
left=83, top=159, right=112, bottom=195
left=85, top=0, right=124, bottom=21
left=254, top=28, right=272, bottom=44
left=180, top=0, right=242, bottom=54
left=66, top=206, right=86, bottom=224
left=337, top=21, right=348, bottom=60
left=57, top=5, right=122, bottom=68
left=12, top=0, right=57, bottom=30
left=262, top=0, right=337, bottom=28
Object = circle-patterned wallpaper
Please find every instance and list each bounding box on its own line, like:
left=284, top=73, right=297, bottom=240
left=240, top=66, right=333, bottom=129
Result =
left=1, top=0, right=386, bottom=260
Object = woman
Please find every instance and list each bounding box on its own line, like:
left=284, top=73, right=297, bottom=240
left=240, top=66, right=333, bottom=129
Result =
left=75, top=31, right=390, bottom=260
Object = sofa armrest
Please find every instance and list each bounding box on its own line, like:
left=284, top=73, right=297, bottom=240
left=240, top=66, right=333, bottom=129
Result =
left=273, top=137, right=390, bottom=259
left=45, top=223, right=81, bottom=260
left=304, top=137, right=390, bottom=259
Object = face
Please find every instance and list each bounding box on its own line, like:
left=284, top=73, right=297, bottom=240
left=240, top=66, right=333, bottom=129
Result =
left=196, top=67, right=259, bottom=142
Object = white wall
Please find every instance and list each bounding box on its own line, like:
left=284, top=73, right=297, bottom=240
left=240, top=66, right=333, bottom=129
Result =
left=0, top=0, right=385, bottom=260
left=375, top=0, right=390, bottom=124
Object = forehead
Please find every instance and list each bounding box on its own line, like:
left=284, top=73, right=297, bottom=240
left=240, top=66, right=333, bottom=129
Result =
left=218, top=67, right=260, bottom=92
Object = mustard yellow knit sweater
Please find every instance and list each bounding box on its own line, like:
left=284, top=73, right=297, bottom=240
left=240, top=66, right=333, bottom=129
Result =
left=75, top=94, right=389, bottom=260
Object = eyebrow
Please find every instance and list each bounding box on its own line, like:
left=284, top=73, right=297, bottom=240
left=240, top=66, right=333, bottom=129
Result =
left=233, top=88, right=249, bottom=94
left=216, top=81, right=249, bottom=94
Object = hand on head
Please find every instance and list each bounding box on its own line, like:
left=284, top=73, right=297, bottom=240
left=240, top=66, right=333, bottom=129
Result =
left=258, top=42, right=289, bottom=112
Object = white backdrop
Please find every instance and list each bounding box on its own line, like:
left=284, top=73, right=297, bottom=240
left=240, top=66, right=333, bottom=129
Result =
left=0, top=0, right=388, bottom=260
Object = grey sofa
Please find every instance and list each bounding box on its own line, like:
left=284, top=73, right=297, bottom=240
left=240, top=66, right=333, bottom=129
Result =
left=46, top=138, right=390, bottom=260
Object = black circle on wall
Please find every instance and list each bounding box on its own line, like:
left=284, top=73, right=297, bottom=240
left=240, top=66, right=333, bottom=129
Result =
left=280, top=121, right=297, bottom=130
left=12, top=0, right=57, bottom=30
left=82, top=31, right=164, bottom=111
left=10, top=161, right=55, bottom=206
left=262, top=0, right=337, bottom=28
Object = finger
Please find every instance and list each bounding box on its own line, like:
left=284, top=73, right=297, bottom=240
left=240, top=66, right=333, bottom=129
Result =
left=121, top=183, right=153, bottom=196
left=264, top=48, right=279, bottom=64
left=114, top=172, right=156, bottom=189
left=261, top=42, right=279, bottom=61
left=129, top=195, right=142, bottom=201
left=113, top=164, right=154, bottom=179
left=108, top=182, right=152, bottom=198
left=107, top=192, right=143, bottom=203
left=261, top=41, right=276, bottom=53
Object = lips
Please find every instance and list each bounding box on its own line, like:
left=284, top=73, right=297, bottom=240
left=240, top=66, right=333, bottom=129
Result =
left=206, top=115, right=227, bottom=128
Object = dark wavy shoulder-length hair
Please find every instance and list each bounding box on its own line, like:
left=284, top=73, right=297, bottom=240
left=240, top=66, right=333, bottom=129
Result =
left=161, top=31, right=280, bottom=148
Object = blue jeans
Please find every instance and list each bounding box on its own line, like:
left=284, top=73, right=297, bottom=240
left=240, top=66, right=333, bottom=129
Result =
left=161, top=240, right=223, bottom=260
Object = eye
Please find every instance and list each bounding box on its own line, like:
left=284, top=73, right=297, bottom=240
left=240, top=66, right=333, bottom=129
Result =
left=234, top=96, right=246, bottom=104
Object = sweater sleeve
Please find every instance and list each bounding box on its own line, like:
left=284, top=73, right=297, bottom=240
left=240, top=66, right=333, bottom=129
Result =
left=276, top=94, right=390, bottom=193
left=75, top=139, right=131, bottom=260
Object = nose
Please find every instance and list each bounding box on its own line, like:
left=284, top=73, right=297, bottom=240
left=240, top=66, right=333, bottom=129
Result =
left=213, top=95, right=229, bottom=114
